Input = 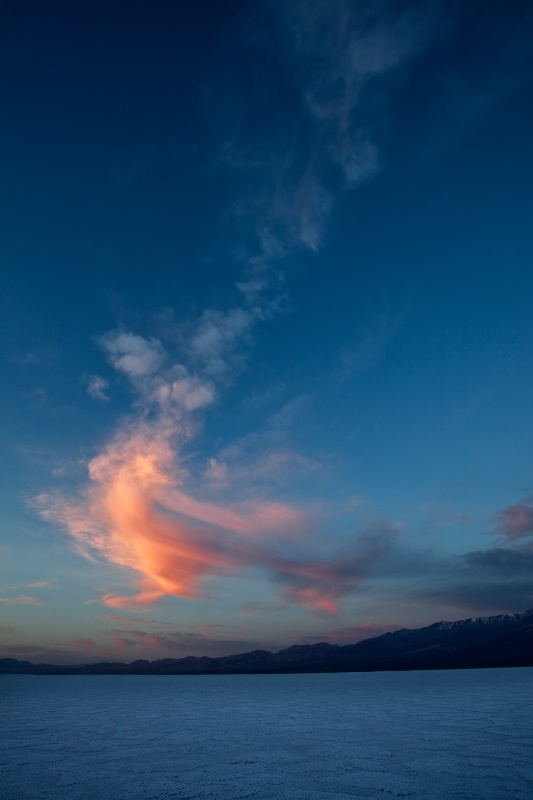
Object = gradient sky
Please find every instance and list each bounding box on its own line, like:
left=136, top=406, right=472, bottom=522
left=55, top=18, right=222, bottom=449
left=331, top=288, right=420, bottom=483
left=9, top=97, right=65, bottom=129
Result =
left=1, top=0, right=533, bottom=664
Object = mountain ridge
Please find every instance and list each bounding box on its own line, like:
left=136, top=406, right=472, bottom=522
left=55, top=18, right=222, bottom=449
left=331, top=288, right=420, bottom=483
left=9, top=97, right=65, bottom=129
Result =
left=2, top=609, right=532, bottom=675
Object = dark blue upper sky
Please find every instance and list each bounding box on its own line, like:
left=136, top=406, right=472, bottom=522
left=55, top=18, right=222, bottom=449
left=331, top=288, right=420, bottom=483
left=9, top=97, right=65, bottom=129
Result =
left=1, top=0, right=533, bottom=663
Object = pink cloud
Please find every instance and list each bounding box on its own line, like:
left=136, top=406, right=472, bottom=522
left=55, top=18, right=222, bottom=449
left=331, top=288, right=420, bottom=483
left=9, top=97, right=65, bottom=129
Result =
left=497, top=501, right=533, bottom=539
left=283, top=586, right=339, bottom=615
left=36, top=417, right=397, bottom=615
left=113, top=637, right=137, bottom=649
left=73, top=637, right=96, bottom=651
left=100, top=626, right=269, bottom=659
left=36, top=421, right=328, bottom=609
left=162, top=486, right=304, bottom=537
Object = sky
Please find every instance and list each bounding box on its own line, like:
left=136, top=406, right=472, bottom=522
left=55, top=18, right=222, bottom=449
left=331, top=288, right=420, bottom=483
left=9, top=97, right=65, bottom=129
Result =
left=1, top=0, right=533, bottom=665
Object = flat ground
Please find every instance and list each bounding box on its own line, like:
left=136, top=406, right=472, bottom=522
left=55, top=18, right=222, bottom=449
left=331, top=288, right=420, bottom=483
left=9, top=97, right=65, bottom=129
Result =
left=1, top=668, right=532, bottom=799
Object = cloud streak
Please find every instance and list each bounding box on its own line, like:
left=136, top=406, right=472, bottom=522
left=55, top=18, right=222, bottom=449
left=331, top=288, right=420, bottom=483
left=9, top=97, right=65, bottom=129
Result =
left=224, top=0, right=444, bottom=275
left=0, top=596, right=42, bottom=605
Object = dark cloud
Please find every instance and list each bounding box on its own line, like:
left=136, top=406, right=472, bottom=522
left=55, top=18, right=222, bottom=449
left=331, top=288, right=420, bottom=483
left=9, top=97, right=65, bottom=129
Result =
left=261, top=519, right=400, bottom=614
left=413, top=541, right=533, bottom=614
left=416, top=580, right=533, bottom=615
left=464, top=547, right=533, bottom=574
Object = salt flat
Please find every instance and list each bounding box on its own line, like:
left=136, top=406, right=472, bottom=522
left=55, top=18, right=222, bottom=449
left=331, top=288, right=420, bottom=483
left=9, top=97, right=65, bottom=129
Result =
left=1, top=668, right=532, bottom=799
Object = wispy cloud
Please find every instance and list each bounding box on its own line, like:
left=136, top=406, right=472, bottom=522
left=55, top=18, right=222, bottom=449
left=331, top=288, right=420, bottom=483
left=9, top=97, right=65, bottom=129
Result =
left=336, top=310, right=403, bottom=384
left=205, top=396, right=318, bottom=490
left=86, top=375, right=110, bottom=403
left=92, top=614, right=172, bottom=626
left=101, top=331, right=165, bottom=380
left=223, top=0, right=444, bottom=276
left=206, top=449, right=317, bottom=489
left=188, top=308, right=254, bottom=378
left=0, top=596, right=42, bottom=605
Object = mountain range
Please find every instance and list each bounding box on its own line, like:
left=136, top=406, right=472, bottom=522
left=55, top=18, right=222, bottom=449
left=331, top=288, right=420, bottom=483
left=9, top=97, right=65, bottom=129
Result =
left=2, top=610, right=533, bottom=675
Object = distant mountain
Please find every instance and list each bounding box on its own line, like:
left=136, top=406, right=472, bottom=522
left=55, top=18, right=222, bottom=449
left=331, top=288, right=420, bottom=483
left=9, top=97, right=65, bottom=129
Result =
left=2, top=610, right=533, bottom=675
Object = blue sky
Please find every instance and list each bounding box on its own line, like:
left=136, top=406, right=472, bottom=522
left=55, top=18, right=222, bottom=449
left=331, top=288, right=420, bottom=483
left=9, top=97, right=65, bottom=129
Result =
left=1, top=0, right=533, bottom=664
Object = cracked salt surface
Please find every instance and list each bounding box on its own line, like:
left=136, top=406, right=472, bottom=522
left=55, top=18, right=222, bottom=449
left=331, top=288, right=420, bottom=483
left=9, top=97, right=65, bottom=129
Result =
left=1, top=668, right=532, bottom=799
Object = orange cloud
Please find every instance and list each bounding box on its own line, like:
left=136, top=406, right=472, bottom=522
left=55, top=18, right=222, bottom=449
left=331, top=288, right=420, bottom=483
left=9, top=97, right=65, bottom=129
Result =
left=36, top=421, right=321, bottom=608
left=36, top=385, right=396, bottom=613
